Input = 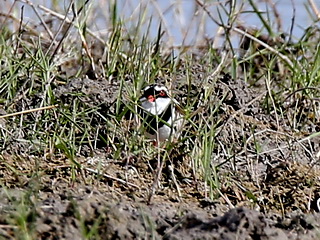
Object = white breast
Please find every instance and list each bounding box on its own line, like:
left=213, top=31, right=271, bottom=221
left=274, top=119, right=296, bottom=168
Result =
left=140, top=97, right=171, bottom=115
left=141, top=100, right=183, bottom=141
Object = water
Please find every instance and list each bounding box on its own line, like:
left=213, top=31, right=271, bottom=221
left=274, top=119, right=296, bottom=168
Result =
left=0, top=0, right=318, bottom=46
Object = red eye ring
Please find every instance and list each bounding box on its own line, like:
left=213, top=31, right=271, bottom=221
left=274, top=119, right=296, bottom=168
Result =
left=159, top=90, right=166, bottom=97
left=148, top=95, right=156, bottom=102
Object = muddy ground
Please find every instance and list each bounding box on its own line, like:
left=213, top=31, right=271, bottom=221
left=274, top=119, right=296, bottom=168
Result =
left=1, top=53, right=320, bottom=239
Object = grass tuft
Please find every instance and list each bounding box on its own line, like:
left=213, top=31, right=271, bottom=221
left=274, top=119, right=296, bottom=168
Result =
left=0, top=0, right=320, bottom=238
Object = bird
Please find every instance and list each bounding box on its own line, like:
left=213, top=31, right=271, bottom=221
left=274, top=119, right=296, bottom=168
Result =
left=138, top=84, right=183, bottom=142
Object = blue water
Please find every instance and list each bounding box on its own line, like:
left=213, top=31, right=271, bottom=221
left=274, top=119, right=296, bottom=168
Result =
left=1, top=0, right=318, bottom=46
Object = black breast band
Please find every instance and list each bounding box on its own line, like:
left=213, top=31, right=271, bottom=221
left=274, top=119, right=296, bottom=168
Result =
left=143, top=104, right=172, bottom=135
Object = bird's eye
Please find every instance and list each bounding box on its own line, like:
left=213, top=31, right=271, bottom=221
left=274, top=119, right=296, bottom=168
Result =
left=159, top=90, right=166, bottom=97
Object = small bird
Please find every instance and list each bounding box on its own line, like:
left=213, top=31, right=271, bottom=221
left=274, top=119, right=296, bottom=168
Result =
left=139, top=84, right=183, bottom=142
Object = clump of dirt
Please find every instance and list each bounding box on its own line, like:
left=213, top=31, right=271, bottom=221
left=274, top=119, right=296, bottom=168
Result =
left=1, top=41, right=320, bottom=239
left=1, top=181, right=319, bottom=239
